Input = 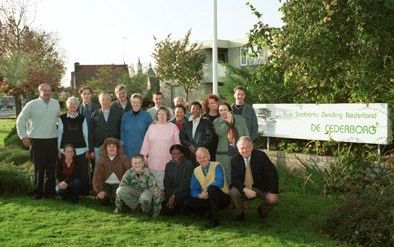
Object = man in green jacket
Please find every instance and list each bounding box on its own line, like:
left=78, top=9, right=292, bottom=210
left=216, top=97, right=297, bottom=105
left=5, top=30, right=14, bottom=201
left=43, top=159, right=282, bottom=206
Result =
left=232, top=86, right=259, bottom=141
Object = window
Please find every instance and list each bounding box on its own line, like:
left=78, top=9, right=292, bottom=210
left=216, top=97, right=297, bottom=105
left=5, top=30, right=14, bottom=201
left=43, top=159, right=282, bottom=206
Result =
left=240, top=47, right=268, bottom=66
left=218, top=48, right=228, bottom=63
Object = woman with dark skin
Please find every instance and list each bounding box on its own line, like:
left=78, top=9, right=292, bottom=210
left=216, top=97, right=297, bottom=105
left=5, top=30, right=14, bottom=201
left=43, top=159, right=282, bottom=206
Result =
left=163, top=144, right=194, bottom=214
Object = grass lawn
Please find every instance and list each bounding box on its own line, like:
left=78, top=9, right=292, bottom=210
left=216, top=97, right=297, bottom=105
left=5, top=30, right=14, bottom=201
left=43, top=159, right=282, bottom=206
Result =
left=0, top=118, right=15, bottom=146
left=0, top=193, right=351, bottom=247
left=0, top=118, right=352, bottom=247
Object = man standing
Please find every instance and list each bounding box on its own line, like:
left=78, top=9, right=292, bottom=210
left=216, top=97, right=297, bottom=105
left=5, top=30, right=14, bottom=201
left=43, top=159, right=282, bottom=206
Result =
left=17, top=83, right=60, bottom=199
left=180, top=101, right=213, bottom=162
left=232, top=86, right=259, bottom=141
left=78, top=86, right=99, bottom=126
left=230, top=136, right=279, bottom=221
left=89, top=92, right=122, bottom=161
left=147, top=91, right=174, bottom=120
left=110, top=84, right=131, bottom=115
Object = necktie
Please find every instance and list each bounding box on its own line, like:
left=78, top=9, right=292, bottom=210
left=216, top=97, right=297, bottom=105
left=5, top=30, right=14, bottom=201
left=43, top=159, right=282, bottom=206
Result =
left=244, top=158, right=254, bottom=189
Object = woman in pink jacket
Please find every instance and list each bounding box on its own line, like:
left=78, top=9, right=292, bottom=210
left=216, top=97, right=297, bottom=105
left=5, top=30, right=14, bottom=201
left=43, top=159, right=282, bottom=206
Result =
left=141, top=107, right=180, bottom=190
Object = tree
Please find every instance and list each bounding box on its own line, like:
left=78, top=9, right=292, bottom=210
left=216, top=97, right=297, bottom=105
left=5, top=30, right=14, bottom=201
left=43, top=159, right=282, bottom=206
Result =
left=219, top=63, right=256, bottom=103
left=246, top=0, right=393, bottom=105
left=84, top=66, right=131, bottom=95
left=0, top=0, right=65, bottom=115
left=152, top=30, right=205, bottom=101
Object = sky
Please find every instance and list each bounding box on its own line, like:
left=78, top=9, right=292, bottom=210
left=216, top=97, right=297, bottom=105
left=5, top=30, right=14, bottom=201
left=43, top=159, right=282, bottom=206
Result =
left=28, top=0, right=283, bottom=86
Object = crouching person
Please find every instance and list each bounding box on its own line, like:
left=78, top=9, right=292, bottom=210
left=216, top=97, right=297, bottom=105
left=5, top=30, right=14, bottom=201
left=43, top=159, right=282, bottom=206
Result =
left=230, top=136, right=279, bottom=221
left=92, top=138, right=129, bottom=205
left=115, top=154, right=162, bottom=217
left=184, top=147, right=230, bottom=228
left=56, top=144, right=81, bottom=203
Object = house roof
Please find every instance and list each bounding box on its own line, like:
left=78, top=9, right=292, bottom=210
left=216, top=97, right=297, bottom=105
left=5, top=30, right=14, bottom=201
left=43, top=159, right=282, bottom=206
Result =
left=199, top=38, right=247, bottom=49
left=71, top=63, right=129, bottom=88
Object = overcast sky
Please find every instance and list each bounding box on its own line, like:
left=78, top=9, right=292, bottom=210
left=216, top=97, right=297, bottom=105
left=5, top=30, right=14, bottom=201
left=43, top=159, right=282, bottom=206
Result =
left=29, top=0, right=283, bottom=86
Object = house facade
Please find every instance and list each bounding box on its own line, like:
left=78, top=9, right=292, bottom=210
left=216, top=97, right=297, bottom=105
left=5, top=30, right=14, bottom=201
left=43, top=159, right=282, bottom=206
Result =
left=162, top=38, right=269, bottom=105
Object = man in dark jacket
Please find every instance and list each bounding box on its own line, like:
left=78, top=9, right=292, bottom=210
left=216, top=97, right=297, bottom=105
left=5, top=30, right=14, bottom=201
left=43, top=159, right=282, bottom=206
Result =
left=230, top=136, right=279, bottom=221
left=89, top=92, right=122, bottom=161
left=180, top=101, right=214, bottom=163
left=110, top=84, right=131, bottom=115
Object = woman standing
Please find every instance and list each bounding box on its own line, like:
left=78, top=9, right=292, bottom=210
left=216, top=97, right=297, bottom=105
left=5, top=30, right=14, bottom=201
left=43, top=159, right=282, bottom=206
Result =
left=58, top=96, right=90, bottom=195
left=214, top=102, right=249, bottom=184
left=56, top=144, right=81, bottom=203
left=203, top=94, right=222, bottom=161
left=140, top=107, right=180, bottom=190
left=170, top=104, right=187, bottom=131
left=121, top=93, right=152, bottom=159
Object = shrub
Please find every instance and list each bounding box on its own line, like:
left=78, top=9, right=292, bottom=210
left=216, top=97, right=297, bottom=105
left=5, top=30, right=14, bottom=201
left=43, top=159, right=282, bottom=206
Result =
left=4, top=125, right=24, bottom=148
left=324, top=187, right=394, bottom=247
left=0, top=161, right=33, bottom=195
left=0, top=147, right=30, bottom=164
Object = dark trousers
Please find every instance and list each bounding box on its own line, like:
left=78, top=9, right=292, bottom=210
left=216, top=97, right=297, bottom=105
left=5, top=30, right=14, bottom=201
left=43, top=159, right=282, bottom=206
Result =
left=162, top=191, right=190, bottom=215
left=184, top=185, right=230, bottom=220
left=75, top=154, right=90, bottom=195
left=30, top=138, right=57, bottom=196
left=56, top=179, right=81, bottom=203
left=98, top=183, right=119, bottom=205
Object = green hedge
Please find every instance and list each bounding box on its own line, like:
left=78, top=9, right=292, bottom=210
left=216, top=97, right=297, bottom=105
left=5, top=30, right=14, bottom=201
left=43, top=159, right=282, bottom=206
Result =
left=0, top=161, right=32, bottom=195
left=0, top=147, right=30, bottom=164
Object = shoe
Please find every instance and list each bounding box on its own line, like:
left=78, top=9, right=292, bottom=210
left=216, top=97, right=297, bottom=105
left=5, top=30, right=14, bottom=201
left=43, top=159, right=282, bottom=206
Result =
left=44, top=194, right=55, bottom=199
left=257, top=205, right=270, bottom=219
left=113, top=208, right=120, bottom=214
left=32, top=193, right=42, bottom=200
left=234, top=213, right=245, bottom=221
left=205, top=219, right=220, bottom=228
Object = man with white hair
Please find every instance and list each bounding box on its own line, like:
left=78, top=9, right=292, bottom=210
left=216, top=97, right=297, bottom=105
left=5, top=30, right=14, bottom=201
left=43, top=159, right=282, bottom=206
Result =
left=17, top=83, right=60, bottom=199
left=89, top=92, right=122, bottom=161
left=230, top=136, right=279, bottom=221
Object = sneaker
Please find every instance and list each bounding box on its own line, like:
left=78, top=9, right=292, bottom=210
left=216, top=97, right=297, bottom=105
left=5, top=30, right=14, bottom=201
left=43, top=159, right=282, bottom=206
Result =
left=113, top=208, right=120, bottom=214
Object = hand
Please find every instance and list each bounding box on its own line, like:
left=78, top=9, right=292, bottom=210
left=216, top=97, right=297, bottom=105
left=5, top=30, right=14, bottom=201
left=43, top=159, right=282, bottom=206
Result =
left=59, top=181, right=68, bottom=190
left=199, top=191, right=208, bottom=199
left=189, top=145, right=196, bottom=154
left=144, top=156, right=149, bottom=167
left=266, top=193, right=278, bottom=204
left=85, top=151, right=90, bottom=159
left=97, top=191, right=106, bottom=199
left=58, top=152, right=63, bottom=160
left=166, top=195, right=176, bottom=209
left=21, top=137, right=31, bottom=147
left=243, top=187, right=257, bottom=199
left=90, top=152, right=95, bottom=160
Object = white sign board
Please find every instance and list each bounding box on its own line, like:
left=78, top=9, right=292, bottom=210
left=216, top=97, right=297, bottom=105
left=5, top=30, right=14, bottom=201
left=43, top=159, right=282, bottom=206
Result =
left=253, top=103, right=391, bottom=145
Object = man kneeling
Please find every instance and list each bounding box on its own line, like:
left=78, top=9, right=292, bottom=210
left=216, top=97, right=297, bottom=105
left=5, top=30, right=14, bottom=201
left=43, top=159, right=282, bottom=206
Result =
left=115, top=154, right=162, bottom=217
left=230, top=136, right=279, bottom=221
left=184, top=147, right=230, bottom=228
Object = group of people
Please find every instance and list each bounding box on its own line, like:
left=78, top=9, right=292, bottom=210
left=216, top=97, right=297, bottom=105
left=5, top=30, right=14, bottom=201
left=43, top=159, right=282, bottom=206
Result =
left=16, top=83, right=278, bottom=228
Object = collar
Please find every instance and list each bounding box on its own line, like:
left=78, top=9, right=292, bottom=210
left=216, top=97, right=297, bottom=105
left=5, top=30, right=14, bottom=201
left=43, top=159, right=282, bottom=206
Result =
left=67, top=112, right=78, bottom=118
left=108, top=155, right=116, bottom=161
left=189, top=115, right=201, bottom=121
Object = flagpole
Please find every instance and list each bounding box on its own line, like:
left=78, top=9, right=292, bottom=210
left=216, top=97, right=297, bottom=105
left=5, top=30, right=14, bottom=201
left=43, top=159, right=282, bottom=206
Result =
left=212, top=0, right=218, bottom=95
